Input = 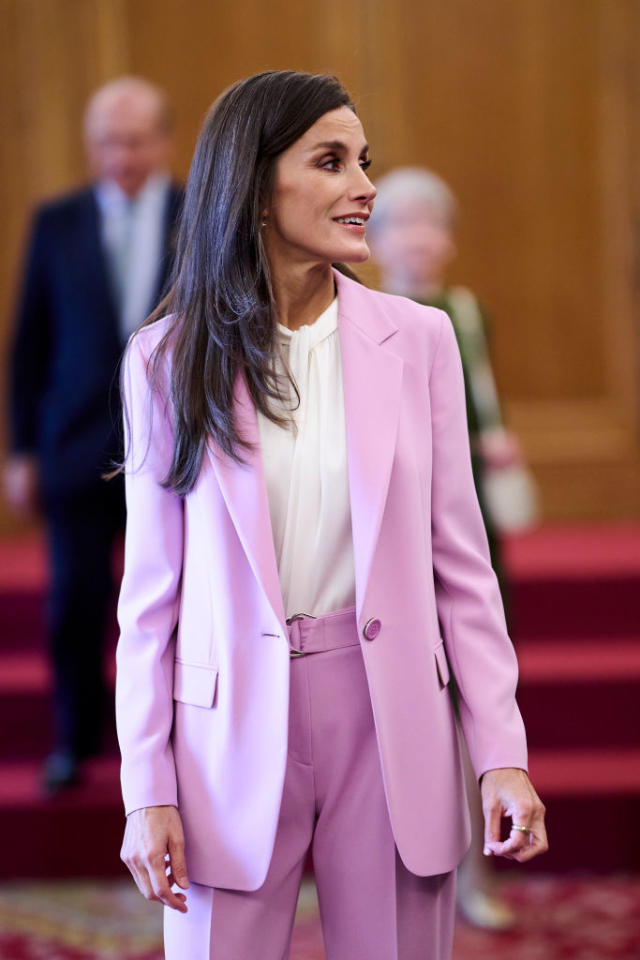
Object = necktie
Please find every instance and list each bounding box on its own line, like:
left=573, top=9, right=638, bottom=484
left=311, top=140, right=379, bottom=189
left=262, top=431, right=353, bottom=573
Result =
left=109, top=198, right=135, bottom=318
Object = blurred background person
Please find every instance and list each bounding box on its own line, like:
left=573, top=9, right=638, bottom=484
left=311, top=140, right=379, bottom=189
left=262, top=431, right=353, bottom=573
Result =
left=3, top=75, right=183, bottom=794
left=369, top=165, right=537, bottom=931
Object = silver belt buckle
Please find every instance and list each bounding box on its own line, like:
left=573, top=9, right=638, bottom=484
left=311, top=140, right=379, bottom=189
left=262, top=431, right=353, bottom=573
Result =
left=287, top=612, right=316, bottom=658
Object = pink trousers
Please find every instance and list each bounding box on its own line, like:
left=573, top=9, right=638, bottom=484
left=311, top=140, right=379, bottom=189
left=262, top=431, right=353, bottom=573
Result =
left=164, top=606, right=456, bottom=959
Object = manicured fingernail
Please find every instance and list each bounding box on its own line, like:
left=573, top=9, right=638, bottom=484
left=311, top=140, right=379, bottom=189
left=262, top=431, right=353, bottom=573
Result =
left=483, top=846, right=491, bottom=856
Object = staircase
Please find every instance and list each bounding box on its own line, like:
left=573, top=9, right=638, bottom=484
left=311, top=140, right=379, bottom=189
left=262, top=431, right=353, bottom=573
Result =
left=0, top=533, right=124, bottom=879
left=505, top=525, right=640, bottom=873
left=1, top=525, right=639, bottom=878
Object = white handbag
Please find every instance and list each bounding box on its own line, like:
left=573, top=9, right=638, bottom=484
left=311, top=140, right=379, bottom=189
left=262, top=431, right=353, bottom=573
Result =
left=481, top=461, right=539, bottom=534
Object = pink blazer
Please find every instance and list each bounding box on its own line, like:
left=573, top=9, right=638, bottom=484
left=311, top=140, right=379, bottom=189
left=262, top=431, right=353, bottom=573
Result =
left=115, top=267, right=528, bottom=890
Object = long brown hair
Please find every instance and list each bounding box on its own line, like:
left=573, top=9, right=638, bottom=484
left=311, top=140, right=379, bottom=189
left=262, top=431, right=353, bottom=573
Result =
left=135, top=70, right=356, bottom=496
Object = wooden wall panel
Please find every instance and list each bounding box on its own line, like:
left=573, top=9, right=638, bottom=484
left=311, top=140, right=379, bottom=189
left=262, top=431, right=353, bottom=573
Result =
left=364, top=0, right=640, bottom=518
left=1, top=0, right=639, bottom=527
left=367, top=0, right=607, bottom=401
left=123, top=0, right=369, bottom=176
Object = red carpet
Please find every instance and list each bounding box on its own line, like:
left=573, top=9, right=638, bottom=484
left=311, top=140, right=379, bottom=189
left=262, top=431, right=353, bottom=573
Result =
left=1, top=524, right=639, bottom=877
left=0, top=875, right=639, bottom=959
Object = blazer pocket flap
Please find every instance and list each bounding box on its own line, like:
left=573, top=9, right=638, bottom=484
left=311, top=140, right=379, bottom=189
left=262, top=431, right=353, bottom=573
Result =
left=434, top=641, right=450, bottom=688
left=173, top=661, right=218, bottom=708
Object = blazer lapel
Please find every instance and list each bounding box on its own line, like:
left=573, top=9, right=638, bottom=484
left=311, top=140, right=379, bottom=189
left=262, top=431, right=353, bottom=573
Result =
left=206, top=268, right=404, bottom=633
left=207, top=371, right=287, bottom=635
left=334, top=269, right=404, bottom=619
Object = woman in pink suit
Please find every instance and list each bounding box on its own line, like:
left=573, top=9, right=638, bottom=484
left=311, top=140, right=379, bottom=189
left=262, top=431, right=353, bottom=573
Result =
left=116, top=70, right=547, bottom=960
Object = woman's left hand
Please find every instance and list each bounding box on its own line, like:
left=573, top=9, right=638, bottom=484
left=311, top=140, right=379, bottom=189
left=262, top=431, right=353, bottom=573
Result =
left=480, top=767, right=548, bottom=862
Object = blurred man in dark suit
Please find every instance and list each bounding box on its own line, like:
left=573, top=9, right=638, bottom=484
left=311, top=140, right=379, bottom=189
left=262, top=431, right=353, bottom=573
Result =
left=4, top=76, right=183, bottom=792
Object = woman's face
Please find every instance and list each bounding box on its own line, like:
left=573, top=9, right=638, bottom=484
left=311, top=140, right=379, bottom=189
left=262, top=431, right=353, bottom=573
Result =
left=264, top=106, right=376, bottom=269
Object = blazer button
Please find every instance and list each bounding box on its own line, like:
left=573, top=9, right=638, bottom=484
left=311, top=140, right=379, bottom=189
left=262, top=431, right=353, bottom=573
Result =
left=363, top=617, right=381, bottom=641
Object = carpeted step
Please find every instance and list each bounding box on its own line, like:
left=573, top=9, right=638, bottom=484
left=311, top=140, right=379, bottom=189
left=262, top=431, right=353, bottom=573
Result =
left=528, top=746, right=640, bottom=795
left=0, top=651, right=117, bottom=760
left=503, top=526, right=640, bottom=579
left=0, top=757, right=125, bottom=879
left=516, top=637, right=640, bottom=750
left=519, top=681, right=640, bottom=750
left=503, top=526, right=640, bottom=641
left=510, top=577, right=639, bottom=641
left=1, top=591, right=46, bottom=653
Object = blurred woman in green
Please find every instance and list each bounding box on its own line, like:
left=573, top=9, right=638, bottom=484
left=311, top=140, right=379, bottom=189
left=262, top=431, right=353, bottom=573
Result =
left=369, top=166, right=527, bottom=931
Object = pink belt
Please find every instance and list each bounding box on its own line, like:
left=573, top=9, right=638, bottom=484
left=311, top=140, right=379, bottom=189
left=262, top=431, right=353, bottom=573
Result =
left=285, top=605, right=359, bottom=658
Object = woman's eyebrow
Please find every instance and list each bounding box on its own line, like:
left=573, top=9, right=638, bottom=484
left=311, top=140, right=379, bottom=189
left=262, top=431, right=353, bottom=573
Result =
left=311, top=139, right=370, bottom=155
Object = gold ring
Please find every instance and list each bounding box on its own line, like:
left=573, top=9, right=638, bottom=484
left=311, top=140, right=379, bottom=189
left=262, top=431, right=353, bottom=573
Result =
left=511, top=824, right=532, bottom=835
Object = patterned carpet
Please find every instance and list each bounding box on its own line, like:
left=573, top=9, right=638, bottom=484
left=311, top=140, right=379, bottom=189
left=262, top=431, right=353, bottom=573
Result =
left=0, top=875, right=639, bottom=959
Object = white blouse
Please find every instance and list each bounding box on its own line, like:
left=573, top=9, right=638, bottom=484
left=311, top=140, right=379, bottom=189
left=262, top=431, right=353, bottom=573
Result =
left=256, top=297, right=356, bottom=621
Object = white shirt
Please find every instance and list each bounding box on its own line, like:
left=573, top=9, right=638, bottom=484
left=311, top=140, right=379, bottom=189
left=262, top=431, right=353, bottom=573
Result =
left=95, top=172, right=170, bottom=343
left=256, top=297, right=356, bottom=620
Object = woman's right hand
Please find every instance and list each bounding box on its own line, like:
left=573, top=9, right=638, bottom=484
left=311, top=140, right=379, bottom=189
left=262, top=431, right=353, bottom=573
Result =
left=3, top=455, right=40, bottom=520
left=120, top=804, right=190, bottom=912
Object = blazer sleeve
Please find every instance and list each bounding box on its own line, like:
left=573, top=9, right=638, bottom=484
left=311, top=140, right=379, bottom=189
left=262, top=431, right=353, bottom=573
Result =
left=8, top=209, right=52, bottom=454
left=115, top=330, right=183, bottom=815
left=428, top=310, right=528, bottom=780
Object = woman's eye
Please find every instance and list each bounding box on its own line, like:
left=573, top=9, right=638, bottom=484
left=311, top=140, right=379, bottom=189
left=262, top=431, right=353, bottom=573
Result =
left=318, top=156, right=372, bottom=172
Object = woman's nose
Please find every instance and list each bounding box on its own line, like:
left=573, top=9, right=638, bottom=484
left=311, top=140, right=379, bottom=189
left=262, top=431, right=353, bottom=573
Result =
left=350, top=166, right=377, bottom=203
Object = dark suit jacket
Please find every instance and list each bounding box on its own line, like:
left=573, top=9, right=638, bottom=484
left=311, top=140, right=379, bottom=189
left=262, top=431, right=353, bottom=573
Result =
left=8, top=182, right=183, bottom=497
